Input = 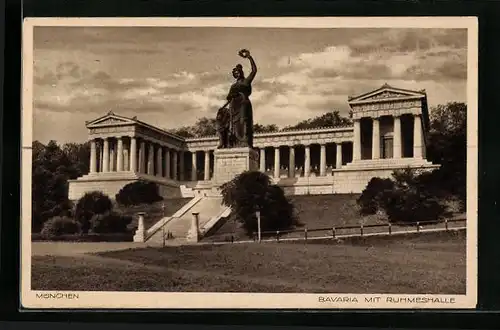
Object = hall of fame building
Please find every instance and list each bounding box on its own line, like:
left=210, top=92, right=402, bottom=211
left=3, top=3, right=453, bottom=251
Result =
left=68, top=84, right=439, bottom=201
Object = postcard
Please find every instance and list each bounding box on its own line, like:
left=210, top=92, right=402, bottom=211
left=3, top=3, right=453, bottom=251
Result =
left=21, top=16, right=478, bottom=309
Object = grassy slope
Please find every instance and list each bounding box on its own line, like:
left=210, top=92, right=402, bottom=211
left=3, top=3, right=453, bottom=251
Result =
left=203, top=194, right=466, bottom=242
left=117, top=198, right=191, bottom=230
left=32, top=230, right=466, bottom=294
left=203, top=194, right=385, bottom=242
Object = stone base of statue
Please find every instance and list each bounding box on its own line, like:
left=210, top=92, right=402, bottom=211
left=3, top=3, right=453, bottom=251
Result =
left=213, top=147, right=259, bottom=186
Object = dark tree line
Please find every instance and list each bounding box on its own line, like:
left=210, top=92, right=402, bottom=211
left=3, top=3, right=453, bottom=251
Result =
left=170, top=110, right=352, bottom=138
left=425, top=102, right=467, bottom=205
left=32, top=140, right=90, bottom=231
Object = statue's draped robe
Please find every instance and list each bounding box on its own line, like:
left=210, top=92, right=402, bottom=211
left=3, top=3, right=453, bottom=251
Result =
left=216, top=79, right=253, bottom=148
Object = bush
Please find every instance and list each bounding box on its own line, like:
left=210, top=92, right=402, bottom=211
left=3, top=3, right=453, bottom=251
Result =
left=32, top=199, right=74, bottom=233
left=357, top=177, right=395, bottom=215
left=221, top=171, right=296, bottom=235
left=74, top=191, right=113, bottom=233
left=115, top=181, right=163, bottom=206
left=357, top=168, right=448, bottom=224
left=90, top=211, right=133, bottom=233
left=40, top=216, right=80, bottom=239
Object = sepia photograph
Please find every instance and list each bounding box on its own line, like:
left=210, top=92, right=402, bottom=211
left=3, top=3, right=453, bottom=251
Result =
left=21, top=17, right=477, bottom=309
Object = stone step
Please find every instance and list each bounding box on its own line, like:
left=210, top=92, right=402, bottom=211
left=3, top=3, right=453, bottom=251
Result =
left=342, top=159, right=437, bottom=170
left=147, top=196, right=226, bottom=243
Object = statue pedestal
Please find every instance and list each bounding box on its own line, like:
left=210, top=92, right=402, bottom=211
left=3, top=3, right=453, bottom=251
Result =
left=213, top=147, right=259, bottom=186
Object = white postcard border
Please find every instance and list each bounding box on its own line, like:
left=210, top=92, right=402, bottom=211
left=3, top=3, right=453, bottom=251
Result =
left=21, top=16, right=478, bottom=310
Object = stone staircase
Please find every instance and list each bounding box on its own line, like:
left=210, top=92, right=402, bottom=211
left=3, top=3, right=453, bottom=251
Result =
left=145, top=196, right=228, bottom=245
left=342, top=158, right=438, bottom=170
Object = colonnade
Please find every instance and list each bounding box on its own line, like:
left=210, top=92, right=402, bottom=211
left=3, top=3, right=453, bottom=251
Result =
left=89, top=136, right=183, bottom=180
left=89, top=136, right=349, bottom=181
left=352, top=114, right=424, bottom=161
left=257, top=142, right=346, bottom=179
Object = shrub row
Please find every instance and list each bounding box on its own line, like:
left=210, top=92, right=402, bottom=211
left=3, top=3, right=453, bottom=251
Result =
left=357, top=168, right=451, bottom=224
left=34, top=180, right=163, bottom=235
left=40, top=190, right=134, bottom=240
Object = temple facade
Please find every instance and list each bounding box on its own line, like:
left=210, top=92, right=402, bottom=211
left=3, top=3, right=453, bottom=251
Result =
left=68, top=84, right=439, bottom=200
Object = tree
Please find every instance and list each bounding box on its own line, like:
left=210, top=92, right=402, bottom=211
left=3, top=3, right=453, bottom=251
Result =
left=32, top=140, right=75, bottom=231
left=169, top=127, right=195, bottom=138
left=171, top=117, right=280, bottom=137
left=357, top=168, right=448, bottom=224
left=62, top=142, right=90, bottom=178
left=253, top=124, right=279, bottom=133
left=169, top=111, right=350, bottom=137
left=115, top=181, right=163, bottom=206
left=284, top=111, right=352, bottom=130
left=31, top=139, right=93, bottom=231
left=357, top=177, right=395, bottom=215
left=426, top=102, right=467, bottom=208
left=169, top=117, right=217, bottom=138
left=74, top=191, right=113, bottom=234
left=220, top=171, right=296, bottom=235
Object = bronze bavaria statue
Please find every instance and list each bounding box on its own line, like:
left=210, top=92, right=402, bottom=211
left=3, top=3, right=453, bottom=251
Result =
left=215, top=48, right=257, bottom=149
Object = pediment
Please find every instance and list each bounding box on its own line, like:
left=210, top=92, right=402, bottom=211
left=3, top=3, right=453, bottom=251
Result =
left=86, top=112, right=136, bottom=128
left=349, top=84, right=426, bottom=104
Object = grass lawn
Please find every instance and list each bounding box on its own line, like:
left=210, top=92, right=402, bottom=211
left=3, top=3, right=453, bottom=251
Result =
left=32, top=230, right=466, bottom=294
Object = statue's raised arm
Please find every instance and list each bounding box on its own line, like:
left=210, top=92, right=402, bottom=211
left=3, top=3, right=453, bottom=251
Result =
left=238, top=49, right=257, bottom=84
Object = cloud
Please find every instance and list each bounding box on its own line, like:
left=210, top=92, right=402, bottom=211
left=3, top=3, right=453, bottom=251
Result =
left=33, top=28, right=468, bottom=143
left=33, top=61, right=232, bottom=117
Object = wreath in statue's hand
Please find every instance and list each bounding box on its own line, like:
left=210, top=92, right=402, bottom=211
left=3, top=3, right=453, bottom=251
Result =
left=238, top=49, right=250, bottom=58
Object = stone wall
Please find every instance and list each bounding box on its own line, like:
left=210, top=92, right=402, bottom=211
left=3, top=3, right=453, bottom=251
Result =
left=68, top=173, right=183, bottom=201
left=68, top=178, right=138, bottom=201
left=333, top=168, right=396, bottom=193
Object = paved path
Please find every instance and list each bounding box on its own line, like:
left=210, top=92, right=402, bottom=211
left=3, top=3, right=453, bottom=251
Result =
left=31, top=242, right=149, bottom=256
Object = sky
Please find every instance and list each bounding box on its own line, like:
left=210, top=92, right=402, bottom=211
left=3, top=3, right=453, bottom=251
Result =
left=32, top=26, right=467, bottom=143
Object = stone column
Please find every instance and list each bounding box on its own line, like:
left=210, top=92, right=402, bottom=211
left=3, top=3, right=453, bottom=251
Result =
left=421, top=132, right=427, bottom=159
left=179, top=151, right=185, bottom=181
left=188, top=212, right=200, bottom=242
left=156, top=145, right=163, bottom=176
left=109, top=143, right=115, bottom=172
left=164, top=148, right=171, bottom=179
left=413, top=115, right=423, bottom=158
left=274, top=147, right=280, bottom=179
left=304, top=145, right=311, bottom=177
left=130, top=137, right=137, bottom=172
left=393, top=115, right=402, bottom=159
left=259, top=148, right=266, bottom=172
left=139, top=140, right=146, bottom=173
left=204, top=150, right=210, bottom=181
left=320, top=144, right=326, bottom=176
left=353, top=119, right=361, bottom=161
left=133, top=212, right=146, bottom=243
left=191, top=151, right=197, bottom=181
left=336, top=143, right=343, bottom=168
left=147, top=142, right=154, bottom=175
left=117, top=137, right=124, bottom=171
left=90, top=139, right=97, bottom=173
left=172, top=150, right=178, bottom=180
left=163, top=147, right=171, bottom=179
left=102, top=138, right=109, bottom=172
left=289, top=146, right=295, bottom=178
left=372, top=118, right=380, bottom=159
left=123, top=144, right=129, bottom=171
left=100, top=143, right=104, bottom=172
